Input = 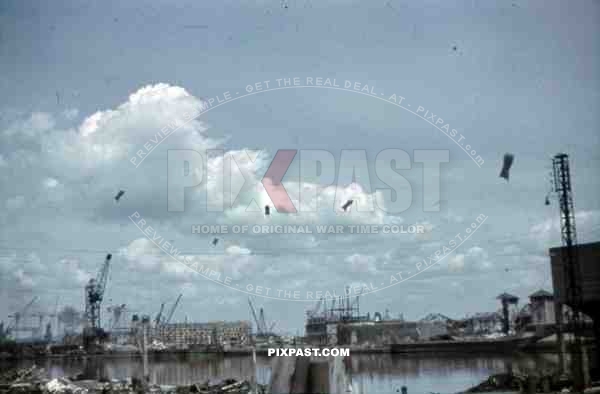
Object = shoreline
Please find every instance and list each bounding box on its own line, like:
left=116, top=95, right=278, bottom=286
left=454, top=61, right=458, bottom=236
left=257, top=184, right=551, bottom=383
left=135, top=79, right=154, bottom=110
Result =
left=1, top=340, right=567, bottom=361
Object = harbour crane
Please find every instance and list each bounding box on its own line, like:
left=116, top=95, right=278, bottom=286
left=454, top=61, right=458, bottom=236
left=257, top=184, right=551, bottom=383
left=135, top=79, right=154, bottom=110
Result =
left=308, top=297, right=324, bottom=318
left=49, top=296, right=59, bottom=341
left=83, top=253, right=112, bottom=349
left=164, top=294, right=182, bottom=325
left=7, top=296, right=39, bottom=339
left=248, top=298, right=276, bottom=337
left=28, top=312, right=47, bottom=340
left=84, top=253, right=112, bottom=331
left=247, top=298, right=263, bottom=336
left=106, top=304, right=127, bottom=330
left=154, top=302, right=165, bottom=326
left=259, top=308, right=268, bottom=334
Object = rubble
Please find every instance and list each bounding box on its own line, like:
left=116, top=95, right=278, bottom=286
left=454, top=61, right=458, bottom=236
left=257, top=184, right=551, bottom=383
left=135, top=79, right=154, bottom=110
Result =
left=0, top=366, right=261, bottom=394
left=46, top=378, right=86, bottom=393
left=462, top=371, right=574, bottom=393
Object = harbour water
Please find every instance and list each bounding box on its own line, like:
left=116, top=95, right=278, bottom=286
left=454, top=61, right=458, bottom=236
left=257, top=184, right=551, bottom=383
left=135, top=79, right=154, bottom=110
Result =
left=1, top=352, right=561, bottom=394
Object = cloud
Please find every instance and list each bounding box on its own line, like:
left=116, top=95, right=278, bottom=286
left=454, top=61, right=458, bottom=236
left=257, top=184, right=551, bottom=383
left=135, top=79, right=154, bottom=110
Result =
left=4, top=112, right=55, bottom=137
left=0, top=253, right=46, bottom=291
left=345, top=253, right=377, bottom=274
left=529, top=210, right=600, bottom=245
left=3, top=83, right=399, bottom=234
left=123, top=237, right=258, bottom=281
left=3, top=81, right=593, bottom=329
left=446, top=246, right=492, bottom=273
left=415, top=221, right=435, bottom=241
left=62, top=109, right=79, bottom=120
left=465, top=246, right=493, bottom=270
left=226, top=245, right=251, bottom=255
left=448, top=253, right=465, bottom=272
left=12, top=83, right=392, bottom=234
left=60, top=257, right=90, bottom=286
left=124, top=238, right=163, bottom=270
left=204, top=149, right=269, bottom=212
left=41, top=84, right=219, bottom=223
left=500, top=244, right=520, bottom=256
left=44, top=177, right=59, bottom=188
left=221, top=170, right=388, bottom=226
left=14, top=269, right=36, bottom=289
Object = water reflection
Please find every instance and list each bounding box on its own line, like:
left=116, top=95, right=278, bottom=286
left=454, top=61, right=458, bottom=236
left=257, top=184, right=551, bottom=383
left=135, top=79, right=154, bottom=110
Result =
left=346, top=353, right=560, bottom=393
left=2, top=353, right=559, bottom=393
left=349, top=353, right=560, bottom=377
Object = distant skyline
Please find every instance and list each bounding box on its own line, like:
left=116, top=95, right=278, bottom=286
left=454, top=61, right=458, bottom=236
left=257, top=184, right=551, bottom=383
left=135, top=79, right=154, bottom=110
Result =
left=1, top=0, right=599, bottom=333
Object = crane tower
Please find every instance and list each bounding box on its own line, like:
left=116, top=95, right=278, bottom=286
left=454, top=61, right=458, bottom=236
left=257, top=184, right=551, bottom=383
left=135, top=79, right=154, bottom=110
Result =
left=85, top=253, right=112, bottom=331
left=551, top=153, right=585, bottom=390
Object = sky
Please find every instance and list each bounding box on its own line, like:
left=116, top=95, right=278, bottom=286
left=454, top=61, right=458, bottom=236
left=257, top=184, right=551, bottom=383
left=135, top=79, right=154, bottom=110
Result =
left=0, top=0, right=599, bottom=335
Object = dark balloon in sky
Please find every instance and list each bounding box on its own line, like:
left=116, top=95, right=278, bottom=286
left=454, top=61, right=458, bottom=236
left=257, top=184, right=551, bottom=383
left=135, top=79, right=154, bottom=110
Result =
left=499, top=154, right=514, bottom=181
left=114, top=190, right=125, bottom=201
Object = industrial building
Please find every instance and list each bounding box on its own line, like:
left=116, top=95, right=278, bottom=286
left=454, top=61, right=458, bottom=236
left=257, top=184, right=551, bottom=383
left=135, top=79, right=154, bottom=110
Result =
left=154, top=321, right=251, bottom=349
left=550, top=241, right=600, bottom=327
left=529, top=290, right=555, bottom=325
left=462, top=312, right=502, bottom=335
left=304, top=289, right=448, bottom=346
left=304, top=289, right=370, bottom=345
left=336, top=320, right=449, bottom=346
left=550, top=241, right=600, bottom=384
left=515, top=289, right=593, bottom=333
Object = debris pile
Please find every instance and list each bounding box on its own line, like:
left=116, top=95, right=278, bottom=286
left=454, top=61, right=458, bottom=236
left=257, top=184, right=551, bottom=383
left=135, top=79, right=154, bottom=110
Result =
left=175, top=379, right=257, bottom=393
left=463, top=371, right=573, bottom=393
left=46, top=378, right=87, bottom=393
left=0, top=366, right=261, bottom=394
left=463, top=373, right=523, bottom=392
left=0, top=365, right=47, bottom=393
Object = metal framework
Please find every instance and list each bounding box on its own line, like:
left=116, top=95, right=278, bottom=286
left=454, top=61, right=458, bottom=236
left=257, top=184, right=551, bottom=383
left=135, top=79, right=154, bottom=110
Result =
left=551, top=153, right=584, bottom=389
left=7, top=297, right=39, bottom=340
left=84, top=253, right=112, bottom=330
left=164, top=294, right=182, bottom=325
left=248, top=297, right=277, bottom=337
left=306, top=286, right=368, bottom=323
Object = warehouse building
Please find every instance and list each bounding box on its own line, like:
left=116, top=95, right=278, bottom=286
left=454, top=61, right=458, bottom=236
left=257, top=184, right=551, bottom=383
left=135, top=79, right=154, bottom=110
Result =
left=154, top=320, right=251, bottom=349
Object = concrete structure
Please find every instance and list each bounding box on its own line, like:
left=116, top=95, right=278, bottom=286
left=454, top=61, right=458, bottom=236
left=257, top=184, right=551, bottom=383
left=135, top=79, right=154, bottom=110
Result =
left=529, top=290, right=555, bottom=325
left=305, top=317, right=329, bottom=345
left=497, top=292, right=519, bottom=334
left=516, top=290, right=556, bottom=336
left=550, top=242, right=600, bottom=321
left=337, top=321, right=419, bottom=346
left=154, top=320, right=251, bottom=349
left=269, top=355, right=351, bottom=394
left=550, top=241, right=600, bottom=380
left=463, top=312, right=502, bottom=335
left=308, top=319, right=448, bottom=346
left=515, top=304, right=533, bottom=330
left=516, top=290, right=594, bottom=335
left=417, top=321, right=448, bottom=339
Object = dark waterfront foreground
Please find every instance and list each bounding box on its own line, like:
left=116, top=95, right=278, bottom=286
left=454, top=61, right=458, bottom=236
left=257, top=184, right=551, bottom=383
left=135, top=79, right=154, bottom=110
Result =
left=1, top=352, right=562, bottom=394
